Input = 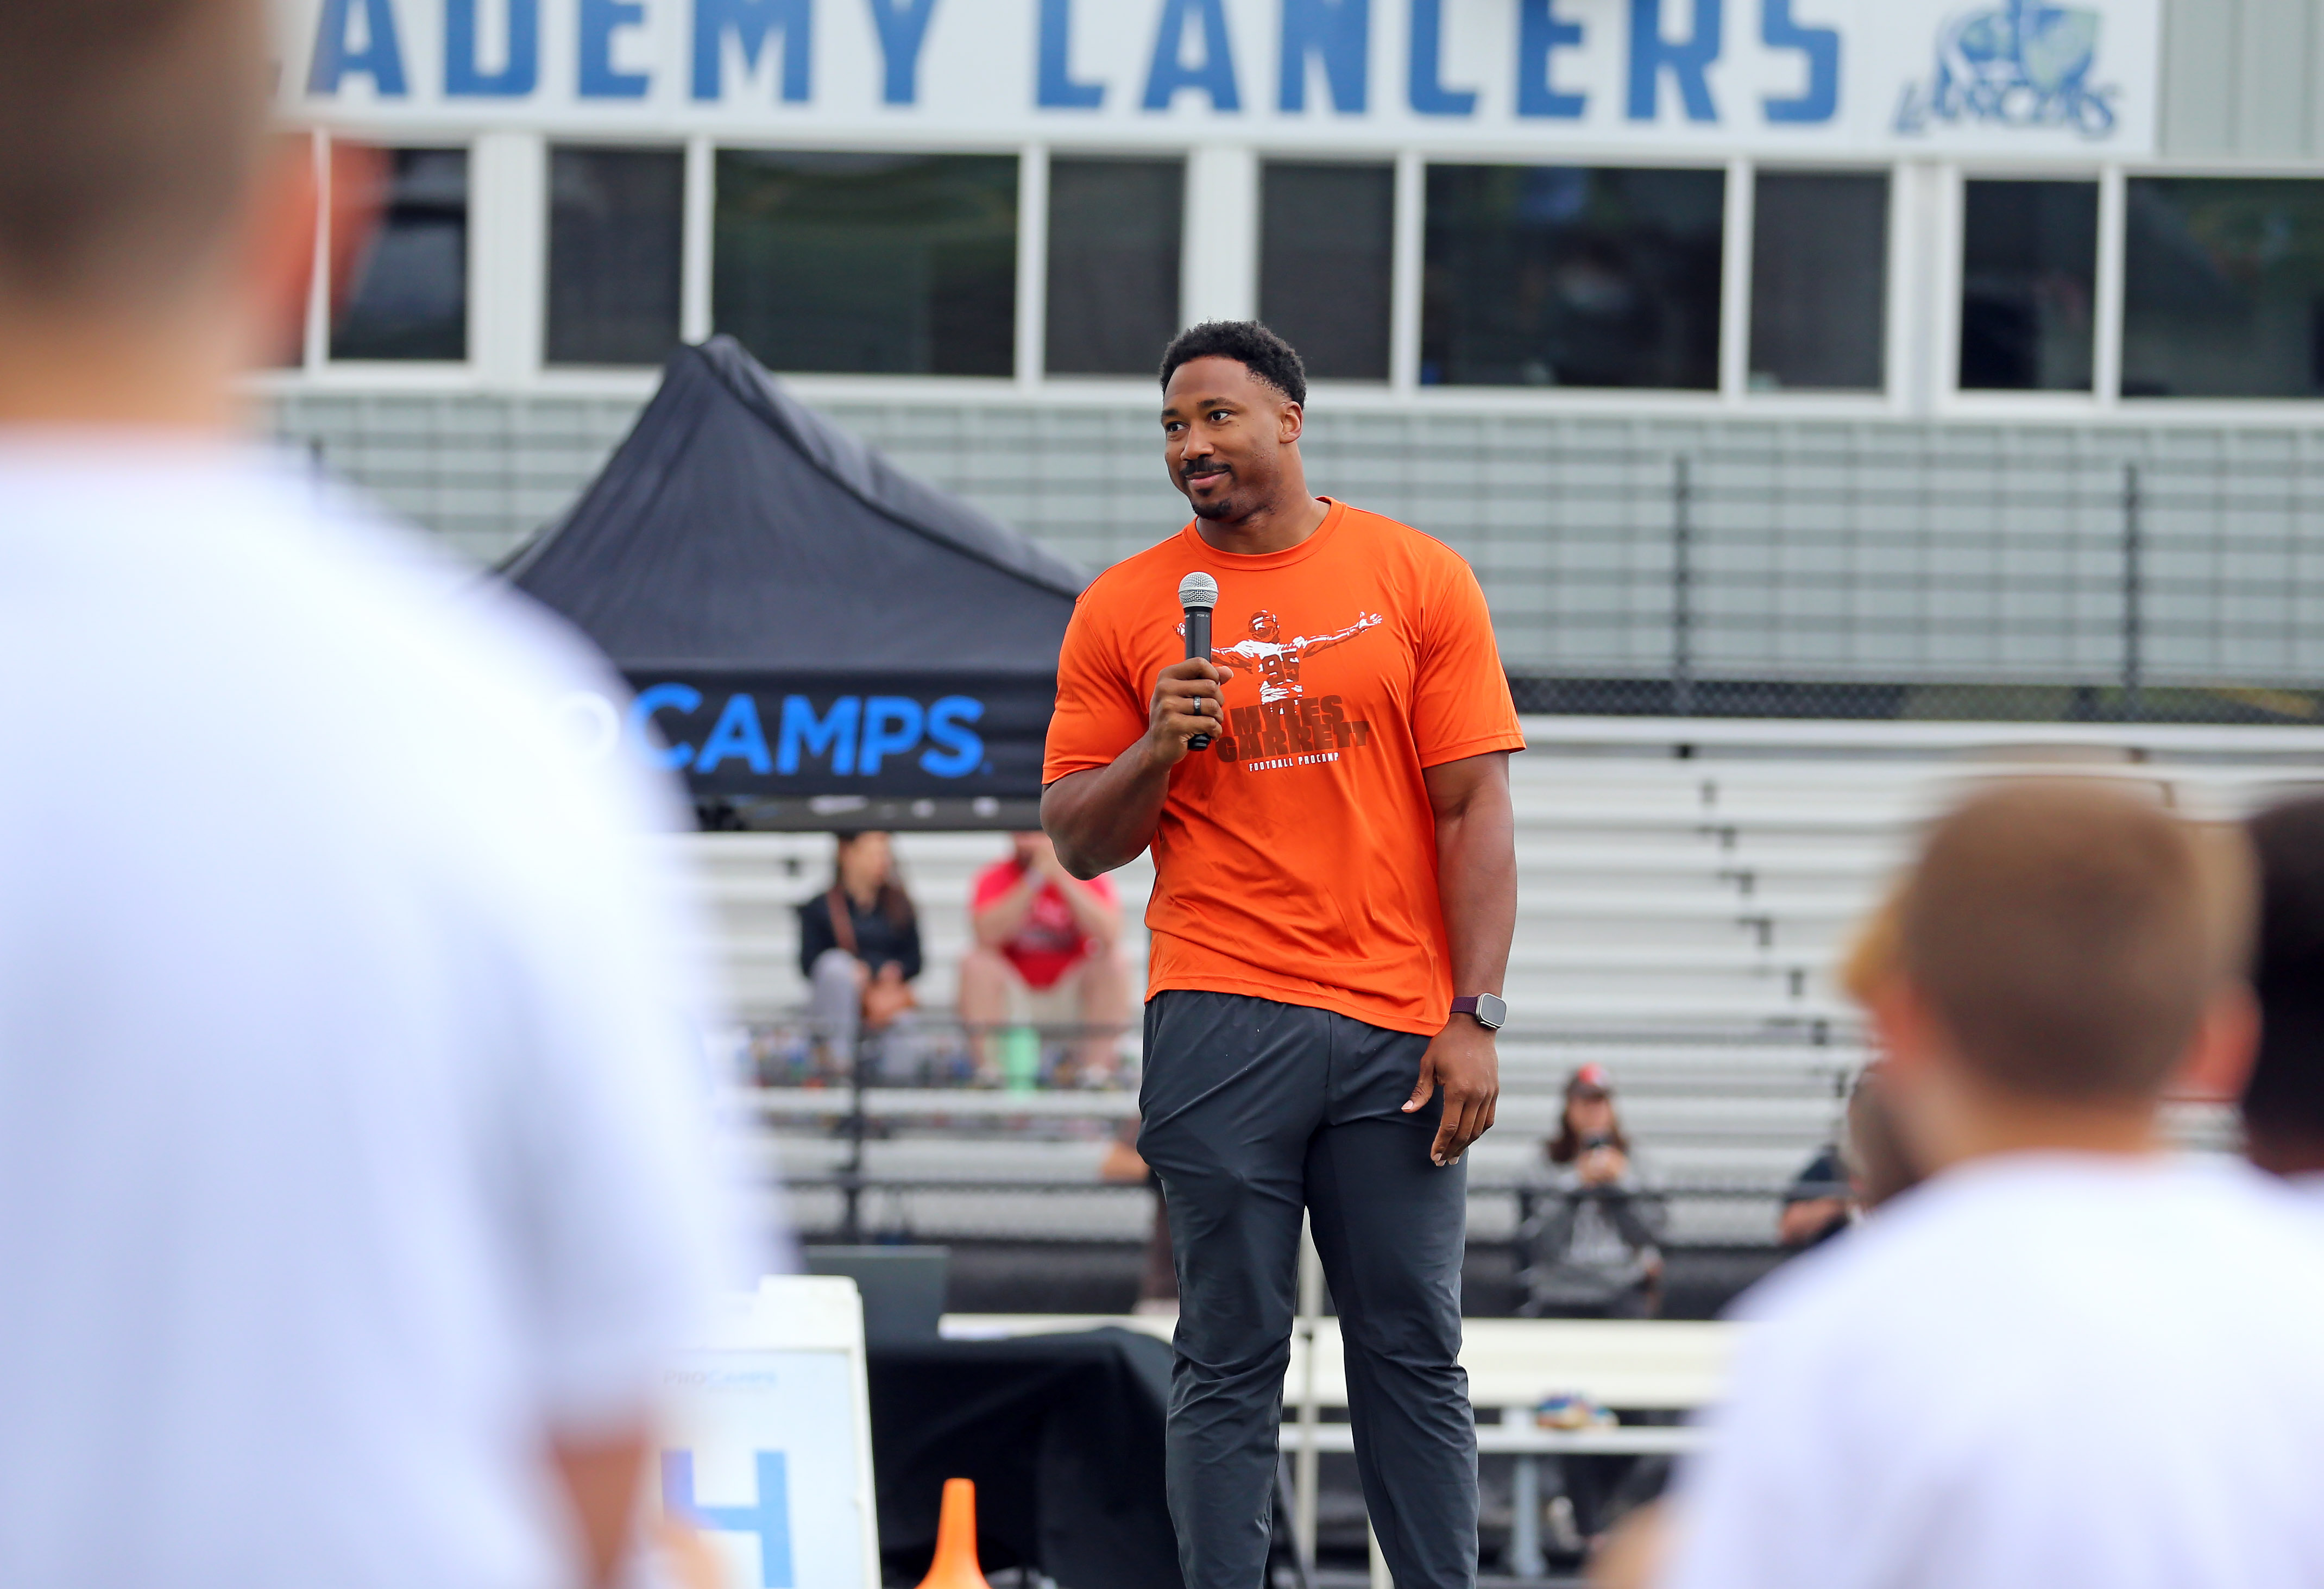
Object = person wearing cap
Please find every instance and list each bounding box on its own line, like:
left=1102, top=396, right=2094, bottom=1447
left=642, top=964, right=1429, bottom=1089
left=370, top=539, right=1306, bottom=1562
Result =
left=1514, top=1064, right=1667, bottom=1559
left=1517, top=1065, right=1666, bottom=1319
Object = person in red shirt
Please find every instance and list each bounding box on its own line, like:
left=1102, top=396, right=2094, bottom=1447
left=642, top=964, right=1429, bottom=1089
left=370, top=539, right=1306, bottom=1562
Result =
left=1042, top=321, right=1522, bottom=1589
left=961, top=832, right=1129, bottom=1083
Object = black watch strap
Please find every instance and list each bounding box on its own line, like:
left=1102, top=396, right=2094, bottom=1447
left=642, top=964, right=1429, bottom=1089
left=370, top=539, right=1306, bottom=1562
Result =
left=1451, top=993, right=1507, bottom=1030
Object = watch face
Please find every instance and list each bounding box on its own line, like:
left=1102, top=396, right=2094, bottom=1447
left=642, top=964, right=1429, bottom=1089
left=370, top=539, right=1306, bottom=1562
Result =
left=1474, top=993, right=1507, bottom=1030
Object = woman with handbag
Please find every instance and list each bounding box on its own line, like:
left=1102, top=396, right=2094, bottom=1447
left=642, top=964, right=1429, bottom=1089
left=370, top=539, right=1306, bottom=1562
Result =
left=797, top=830, right=923, bottom=1080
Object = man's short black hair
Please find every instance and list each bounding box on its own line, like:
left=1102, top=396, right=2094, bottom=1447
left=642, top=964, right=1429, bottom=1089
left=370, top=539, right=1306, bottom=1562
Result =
left=1160, top=320, right=1308, bottom=407
left=2244, top=796, right=2324, bottom=1157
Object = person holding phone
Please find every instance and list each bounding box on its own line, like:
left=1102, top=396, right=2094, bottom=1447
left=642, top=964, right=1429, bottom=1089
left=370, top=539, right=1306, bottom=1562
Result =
left=961, top=831, right=1128, bottom=1084
left=1517, top=1064, right=1666, bottom=1319
left=1515, top=1065, right=1670, bottom=1556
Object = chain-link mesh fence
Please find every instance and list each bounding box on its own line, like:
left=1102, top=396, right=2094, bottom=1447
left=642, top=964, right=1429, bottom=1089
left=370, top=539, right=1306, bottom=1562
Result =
left=1431, top=438, right=2324, bottom=723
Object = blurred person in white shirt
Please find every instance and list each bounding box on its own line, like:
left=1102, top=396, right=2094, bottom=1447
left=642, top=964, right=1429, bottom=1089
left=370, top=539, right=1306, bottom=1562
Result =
left=2241, top=794, right=2324, bottom=1193
left=0, top=4, right=732, bottom=1587
left=1658, top=781, right=2324, bottom=1589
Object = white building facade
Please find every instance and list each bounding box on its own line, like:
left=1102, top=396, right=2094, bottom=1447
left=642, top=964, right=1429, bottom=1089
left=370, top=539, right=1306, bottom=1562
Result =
left=269, top=0, right=2324, bottom=717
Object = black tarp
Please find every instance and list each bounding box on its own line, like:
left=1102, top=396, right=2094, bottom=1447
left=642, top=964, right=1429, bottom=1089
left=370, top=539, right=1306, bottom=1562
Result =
left=504, top=337, right=1087, bottom=823
left=866, top=1332, right=1184, bottom=1589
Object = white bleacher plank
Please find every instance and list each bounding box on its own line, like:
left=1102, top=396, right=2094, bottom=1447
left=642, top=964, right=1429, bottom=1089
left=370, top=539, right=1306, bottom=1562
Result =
left=945, top=1315, right=1735, bottom=1413
left=711, top=730, right=2302, bottom=1244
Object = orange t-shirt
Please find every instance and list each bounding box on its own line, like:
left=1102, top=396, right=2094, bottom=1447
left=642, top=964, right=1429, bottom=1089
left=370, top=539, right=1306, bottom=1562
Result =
left=1042, top=498, right=1525, bottom=1035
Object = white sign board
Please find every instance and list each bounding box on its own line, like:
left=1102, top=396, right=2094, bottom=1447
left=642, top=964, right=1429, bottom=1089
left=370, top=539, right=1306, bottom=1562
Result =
left=277, top=0, right=2161, bottom=158
left=660, top=1277, right=882, bottom=1589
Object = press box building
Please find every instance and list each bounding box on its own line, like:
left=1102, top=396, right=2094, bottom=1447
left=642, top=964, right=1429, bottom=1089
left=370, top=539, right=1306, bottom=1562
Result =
left=271, top=0, right=2324, bottom=717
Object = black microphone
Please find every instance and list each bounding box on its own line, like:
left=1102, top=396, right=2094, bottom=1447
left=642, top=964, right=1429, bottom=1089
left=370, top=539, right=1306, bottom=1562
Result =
left=1179, top=571, right=1219, bottom=751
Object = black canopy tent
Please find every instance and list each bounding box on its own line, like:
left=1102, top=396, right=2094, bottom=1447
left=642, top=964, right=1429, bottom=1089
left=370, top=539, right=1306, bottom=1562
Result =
left=505, top=337, right=1089, bottom=829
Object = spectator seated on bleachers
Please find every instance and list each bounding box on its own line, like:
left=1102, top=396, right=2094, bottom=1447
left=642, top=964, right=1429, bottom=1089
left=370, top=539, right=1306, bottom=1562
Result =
left=960, top=832, right=1130, bottom=1085
left=1518, top=1065, right=1667, bottom=1320
left=1777, top=1069, right=1922, bottom=1249
left=1778, top=1144, right=1850, bottom=1249
left=797, top=830, right=922, bottom=1080
left=1783, top=880, right=1918, bottom=1250
left=1516, top=1067, right=1676, bottom=1558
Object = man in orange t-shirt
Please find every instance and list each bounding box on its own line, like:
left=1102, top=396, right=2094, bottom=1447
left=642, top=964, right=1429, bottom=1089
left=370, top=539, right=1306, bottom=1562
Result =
left=1043, top=321, right=1521, bottom=1589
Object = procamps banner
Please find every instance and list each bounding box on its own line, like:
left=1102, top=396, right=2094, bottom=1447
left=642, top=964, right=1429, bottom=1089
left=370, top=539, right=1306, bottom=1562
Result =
left=553, top=671, right=1058, bottom=799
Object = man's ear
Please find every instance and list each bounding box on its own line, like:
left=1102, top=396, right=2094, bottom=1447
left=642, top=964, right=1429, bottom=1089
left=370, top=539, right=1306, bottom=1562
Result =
left=1278, top=399, right=1304, bottom=445
left=241, top=135, right=323, bottom=367
left=241, top=135, right=386, bottom=368
left=1868, top=978, right=1938, bottom=1079
left=2175, top=982, right=2259, bottom=1102
left=325, top=140, right=388, bottom=319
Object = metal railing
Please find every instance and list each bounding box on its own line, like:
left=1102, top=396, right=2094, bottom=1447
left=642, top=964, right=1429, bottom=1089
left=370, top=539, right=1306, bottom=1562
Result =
left=742, top=1016, right=1143, bottom=1241
left=1443, top=443, right=2324, bottom=723
left=735, top=1011, right=1861, bottom=1244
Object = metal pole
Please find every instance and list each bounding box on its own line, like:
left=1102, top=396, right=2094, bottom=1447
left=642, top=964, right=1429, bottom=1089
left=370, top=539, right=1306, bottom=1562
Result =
left=2123, top=462, right=2144, bottom=721
left=840, top=1035, right=868, bottom=1245
left=1292, top=1216, right=1325, bottom=1575
left=1672, top=455, right=1696, bottom=718
left=1505, top=1408, right=1544, bottom=1579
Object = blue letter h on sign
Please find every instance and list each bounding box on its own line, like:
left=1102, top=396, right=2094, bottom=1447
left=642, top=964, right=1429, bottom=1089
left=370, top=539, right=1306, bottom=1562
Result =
left=664, top=1451, right=795, bottom=1588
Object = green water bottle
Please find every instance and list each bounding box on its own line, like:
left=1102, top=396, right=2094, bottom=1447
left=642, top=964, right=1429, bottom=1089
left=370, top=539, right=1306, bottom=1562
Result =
left=1000, top=1026, right=1041, bottom=1094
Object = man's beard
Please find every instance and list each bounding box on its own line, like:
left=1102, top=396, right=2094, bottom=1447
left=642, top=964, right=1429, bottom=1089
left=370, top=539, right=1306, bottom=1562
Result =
left=1182, top=463, right=1237, bottom=519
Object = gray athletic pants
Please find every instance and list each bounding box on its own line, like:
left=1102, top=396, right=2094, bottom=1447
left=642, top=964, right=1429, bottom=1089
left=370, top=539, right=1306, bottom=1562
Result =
left=1137, top=990, right=1477, bottom=1589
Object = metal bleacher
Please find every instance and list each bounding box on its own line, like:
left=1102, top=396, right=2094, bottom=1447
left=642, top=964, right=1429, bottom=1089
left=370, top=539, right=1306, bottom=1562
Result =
left=691, top=717, right=2324, bottom=1255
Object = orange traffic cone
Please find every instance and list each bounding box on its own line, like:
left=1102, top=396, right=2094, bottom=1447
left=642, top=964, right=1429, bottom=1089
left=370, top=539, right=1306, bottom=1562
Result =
left=915, top=1478, right=991, bottom=1589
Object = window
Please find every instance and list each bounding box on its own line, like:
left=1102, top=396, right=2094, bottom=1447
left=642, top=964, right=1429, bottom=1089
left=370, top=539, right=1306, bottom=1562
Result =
left=1957, top=179, right=2096, bottom=392
left=2123, top=178, right=2324, bottom=399
left=1260, top=162, right=1394, bottom=382
left=332, top=148, right=469, bottom=362
left=1046, top=158, right=1183, bottom=377
left=1421, top=165, right=1723, bottom=389
left=1750, top=171, right=1888, bottom=392
left=547, top=147, right=684, bottom=367
left=714, top=152, right=1016, bottom=377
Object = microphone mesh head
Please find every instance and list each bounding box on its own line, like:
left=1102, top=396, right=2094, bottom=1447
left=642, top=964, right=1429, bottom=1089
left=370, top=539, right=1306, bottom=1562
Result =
left=1178, top=571, right=1219, bottom=611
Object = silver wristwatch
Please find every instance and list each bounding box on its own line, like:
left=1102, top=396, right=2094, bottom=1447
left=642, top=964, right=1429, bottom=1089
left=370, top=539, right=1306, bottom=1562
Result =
left=1450, top=993, right=1507, bottom=1030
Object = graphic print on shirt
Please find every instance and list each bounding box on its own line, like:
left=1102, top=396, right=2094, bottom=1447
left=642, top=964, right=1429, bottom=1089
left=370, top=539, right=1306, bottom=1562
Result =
left=1189, top=607, right=1383, bottom=772
left=1210, top=609, right=1383, bottom=702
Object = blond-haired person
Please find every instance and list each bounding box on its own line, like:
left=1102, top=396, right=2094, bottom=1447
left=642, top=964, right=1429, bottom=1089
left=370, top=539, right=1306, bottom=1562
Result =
left=1660, top=782, right=2324, bottom=1589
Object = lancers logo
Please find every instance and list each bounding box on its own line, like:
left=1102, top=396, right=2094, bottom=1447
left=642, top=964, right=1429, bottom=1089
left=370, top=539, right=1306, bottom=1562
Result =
left=1895, top=0, right=2119, bottom=139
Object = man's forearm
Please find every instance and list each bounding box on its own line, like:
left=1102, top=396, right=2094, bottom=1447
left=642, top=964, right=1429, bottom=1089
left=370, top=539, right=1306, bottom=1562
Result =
left=1046, top=657, right=1221, bottom=878
left=974, top=876, right=1041, bottom=946
left=1435, top=789, right=1516, bottom=997
left=1055, top=873, right=1124, bottom=941
left=549, top=1426, right=652, bottom=1588
left=1042, top=751, right=1173, bottom=879
left=1406, top=757, right=1514, bottom=1165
